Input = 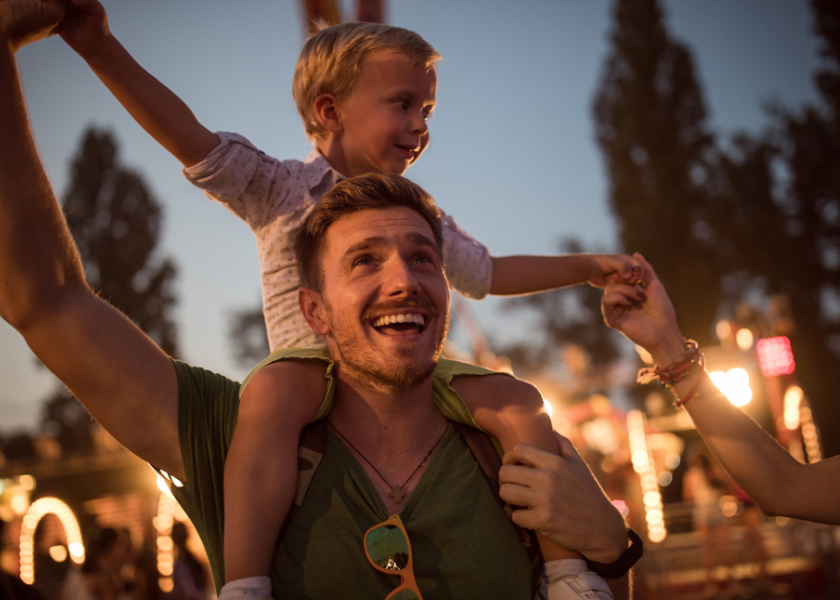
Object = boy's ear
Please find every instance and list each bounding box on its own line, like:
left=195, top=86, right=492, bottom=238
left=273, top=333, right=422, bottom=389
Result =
left=299, top=287, right=331, bottom=335
left=313, top=93, right=343, bottom=135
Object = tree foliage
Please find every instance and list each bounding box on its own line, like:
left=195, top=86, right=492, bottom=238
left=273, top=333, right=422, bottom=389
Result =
left=593, top=0, right=721, bottom=345
left=594, top=0, right=840, bottom=454
left=713, top=0, right=840, bottom=454
left=40, top=128, right=179, bottom=455
left=228, top=301, right=270, bottom=368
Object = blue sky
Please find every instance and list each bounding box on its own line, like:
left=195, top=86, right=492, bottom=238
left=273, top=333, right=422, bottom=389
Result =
left=0, top=0, right=820, bottom=432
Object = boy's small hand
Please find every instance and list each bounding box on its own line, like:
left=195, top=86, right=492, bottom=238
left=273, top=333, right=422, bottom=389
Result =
left=588, top=253, right=644, bottom=287
left=55, top=0, right=110, bottom=58
left=601, top=253, right=683, bottom=361
left=0, top=0, right=67, bottom=52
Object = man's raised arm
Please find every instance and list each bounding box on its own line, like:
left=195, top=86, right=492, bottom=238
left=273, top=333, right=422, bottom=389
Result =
left=0, top=0, right=183, bottom=479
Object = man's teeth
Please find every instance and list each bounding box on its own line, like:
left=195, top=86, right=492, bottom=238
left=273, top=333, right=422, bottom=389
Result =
left=372, top=314, right=425, bottom=328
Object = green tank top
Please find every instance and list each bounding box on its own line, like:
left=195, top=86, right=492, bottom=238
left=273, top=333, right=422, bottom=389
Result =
left=163, top=360, right=533, bottom=599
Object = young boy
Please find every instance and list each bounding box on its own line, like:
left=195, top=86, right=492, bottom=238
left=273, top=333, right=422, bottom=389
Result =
left=56, top=1, right=638, bottom=597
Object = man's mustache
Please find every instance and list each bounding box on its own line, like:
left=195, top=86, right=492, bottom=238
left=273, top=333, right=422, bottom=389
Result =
left=362, top=298, right=441, bottom=322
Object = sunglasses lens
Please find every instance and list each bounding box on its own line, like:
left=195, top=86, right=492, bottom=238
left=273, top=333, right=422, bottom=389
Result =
left=389, top=590, right=420, bottom=600
left=365, top=525, right=409, bottom=571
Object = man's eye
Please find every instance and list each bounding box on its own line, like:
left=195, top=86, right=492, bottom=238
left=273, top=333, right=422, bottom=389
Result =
left=354, top=256, right=374, bottom=266
left=414, top=254, right=434, bottom=265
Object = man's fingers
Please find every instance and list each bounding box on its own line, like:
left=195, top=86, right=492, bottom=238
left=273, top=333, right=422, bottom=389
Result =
left=501, top=441, right=567, bottom=470
left=554, top=432, right=582, bottom=461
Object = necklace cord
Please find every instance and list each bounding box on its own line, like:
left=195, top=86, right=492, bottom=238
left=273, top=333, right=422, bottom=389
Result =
left=328, top=420, right=449, bottom=489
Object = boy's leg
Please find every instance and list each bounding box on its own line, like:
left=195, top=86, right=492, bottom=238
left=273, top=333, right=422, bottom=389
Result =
left=223, top=359, right=327, bottom=586
left=449, top=372, right=616, bottom=599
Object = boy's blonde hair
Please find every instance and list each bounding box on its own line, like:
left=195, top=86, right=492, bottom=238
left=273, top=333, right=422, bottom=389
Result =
left=293, top=22, right=441, bottom=140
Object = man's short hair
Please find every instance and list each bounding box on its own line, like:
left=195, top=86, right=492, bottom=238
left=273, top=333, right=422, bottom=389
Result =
left=292, top=22, right=441, bottom=140
left=295, top=173, right=443, bottom=293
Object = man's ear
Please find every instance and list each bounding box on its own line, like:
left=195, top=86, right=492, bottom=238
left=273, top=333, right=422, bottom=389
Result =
left=299, top=287, right=331, bottom=335
left=313, top=93, right=343, bottom=135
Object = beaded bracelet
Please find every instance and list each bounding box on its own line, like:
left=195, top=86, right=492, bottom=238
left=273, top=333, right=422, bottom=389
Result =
left=637, top=339, right=705, bottom=407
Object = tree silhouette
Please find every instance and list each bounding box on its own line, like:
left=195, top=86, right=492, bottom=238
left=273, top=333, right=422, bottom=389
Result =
left=593, top=0, right=721, bottom=345
left=228, top=301, right=270, bottom=368
left=713, top=0, right=840, bottom=454
left=40, top=128, right=179, bottom=455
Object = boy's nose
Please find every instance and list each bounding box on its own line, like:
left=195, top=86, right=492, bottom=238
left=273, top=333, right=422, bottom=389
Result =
left=410, top=112, right=429, bottom=136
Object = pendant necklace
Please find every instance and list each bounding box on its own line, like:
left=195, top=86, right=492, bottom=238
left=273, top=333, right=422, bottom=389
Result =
left=328, top=420, right=448, bottom=504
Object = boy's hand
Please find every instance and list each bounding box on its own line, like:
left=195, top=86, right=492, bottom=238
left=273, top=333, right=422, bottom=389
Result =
left=601, top=253, right=684, bottom=364
left=587, top=253, right=644, bottom=287
left=55, top=0, right=110, bottom=58
left=0, top=0, right=66, bottom=53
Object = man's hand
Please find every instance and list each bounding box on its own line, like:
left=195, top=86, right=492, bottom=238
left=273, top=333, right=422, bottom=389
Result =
left=587, top=253, right=644, bottom=288
left=498, top=434, right=627, bottom=564
left=55, top=0, right=109, bottom=59
left=0, top=0, right=66, bottom=53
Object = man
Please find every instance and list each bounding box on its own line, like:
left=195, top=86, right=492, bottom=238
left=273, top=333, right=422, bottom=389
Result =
left=0, top=2, right=634, bottom=598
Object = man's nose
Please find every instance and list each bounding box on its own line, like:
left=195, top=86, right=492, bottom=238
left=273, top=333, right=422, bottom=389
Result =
left=383, top=257, right=421, bottom=297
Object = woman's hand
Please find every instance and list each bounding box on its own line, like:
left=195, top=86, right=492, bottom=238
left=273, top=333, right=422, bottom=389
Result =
left=601, top=253, right=685, bottom=366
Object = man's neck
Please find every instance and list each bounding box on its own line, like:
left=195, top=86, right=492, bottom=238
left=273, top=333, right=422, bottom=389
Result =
left=330, top=366, right=443, bottom=445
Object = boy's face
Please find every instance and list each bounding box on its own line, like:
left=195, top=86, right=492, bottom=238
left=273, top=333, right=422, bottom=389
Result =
left=335, top=51, right=437, bottom=177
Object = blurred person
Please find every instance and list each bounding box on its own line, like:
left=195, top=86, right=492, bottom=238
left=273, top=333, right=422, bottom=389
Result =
left=0, top=518, right=44, bottom=600
left=682, top=444, right=732, bottom=592
left=62, top=528, right=124, bottom=600
left=128, top=545, right=160, bottom=600
left=167, top=524, right=206, bottom=600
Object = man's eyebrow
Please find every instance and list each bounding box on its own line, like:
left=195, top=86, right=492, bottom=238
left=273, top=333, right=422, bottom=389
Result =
left=407, top=232, right=439, bottom=253
left=343, top=237, right=387, bottom=257
left=342, top=232, right=439, bottom=259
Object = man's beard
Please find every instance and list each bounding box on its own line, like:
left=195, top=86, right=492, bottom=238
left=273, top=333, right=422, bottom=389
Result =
left=326, top=298, right=449, bottom=393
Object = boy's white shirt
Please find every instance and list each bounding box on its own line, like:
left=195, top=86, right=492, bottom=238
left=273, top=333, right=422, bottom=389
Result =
left=183, top=132, right=493, bottom=351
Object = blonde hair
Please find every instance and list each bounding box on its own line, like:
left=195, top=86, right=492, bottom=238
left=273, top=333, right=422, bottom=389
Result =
left=292, top=22, right=441, bottom=140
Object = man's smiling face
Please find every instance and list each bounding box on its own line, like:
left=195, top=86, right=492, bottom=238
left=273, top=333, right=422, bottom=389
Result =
left=310, top=205, right=449, bottom=392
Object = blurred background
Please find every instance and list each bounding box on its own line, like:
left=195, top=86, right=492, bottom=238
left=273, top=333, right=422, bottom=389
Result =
left=1, top=0, right=839, bottom=598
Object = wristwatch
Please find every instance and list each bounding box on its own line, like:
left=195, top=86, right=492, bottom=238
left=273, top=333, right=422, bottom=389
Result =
left=584, top=528, right=643, bottom=579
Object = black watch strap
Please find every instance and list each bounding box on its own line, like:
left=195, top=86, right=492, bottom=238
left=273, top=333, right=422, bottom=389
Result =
left=584, top=528, right=643, bottom=579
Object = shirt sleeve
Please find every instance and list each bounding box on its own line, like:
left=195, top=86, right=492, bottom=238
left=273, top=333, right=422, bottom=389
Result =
left=158, top=359, right=241, bottom=593
left=439, top=209, right=493, bottom=300
left=182, top=132, right=300, bottom=231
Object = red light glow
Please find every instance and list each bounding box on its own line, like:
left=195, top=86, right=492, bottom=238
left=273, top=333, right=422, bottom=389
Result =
left=756, top=336, right=795, bottom=377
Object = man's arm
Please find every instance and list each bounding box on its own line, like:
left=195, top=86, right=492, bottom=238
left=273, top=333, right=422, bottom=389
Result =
left=58, top=0, right=219, bottom=167
left=0, top=0, right=183, bottom=479
left=489, top=254, right=642, bottom=296
left=602, top=254, right=840, bottom=524
left=498, top=438, right=632, bottom=600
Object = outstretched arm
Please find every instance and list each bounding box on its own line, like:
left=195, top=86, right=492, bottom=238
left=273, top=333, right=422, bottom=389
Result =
left=57, top=0, right=219, bottom=167
left=0, top=0, right=182, bottom=479
left=489, top=253, right=643, bottom=296
left=602, top=254, right=840, bottom=524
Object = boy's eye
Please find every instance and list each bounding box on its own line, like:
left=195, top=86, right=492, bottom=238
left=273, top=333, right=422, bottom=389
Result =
left=395, top=100, right=409, bottom=111
left=423, top=109, right=434, bottom=122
